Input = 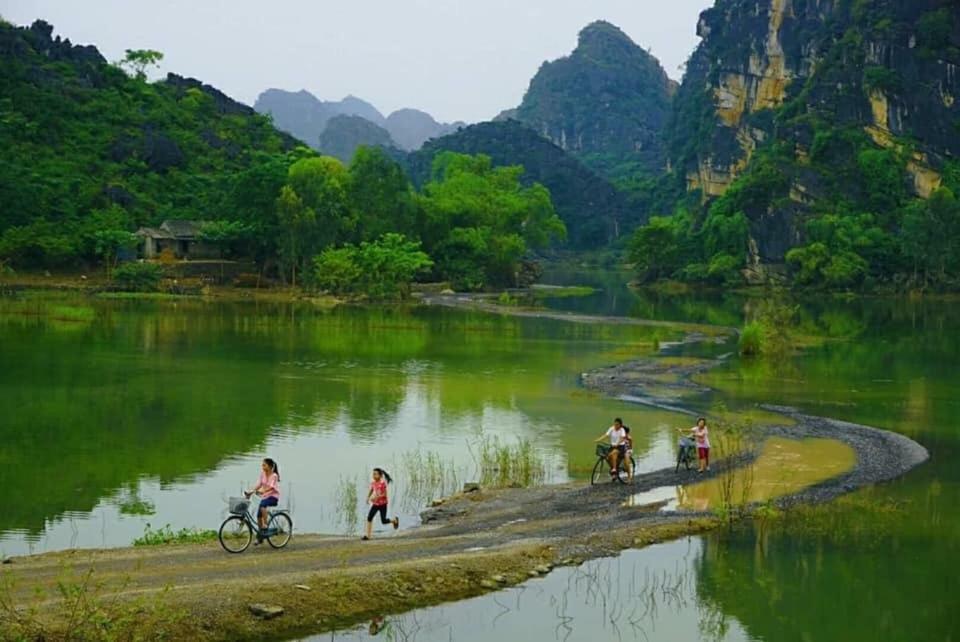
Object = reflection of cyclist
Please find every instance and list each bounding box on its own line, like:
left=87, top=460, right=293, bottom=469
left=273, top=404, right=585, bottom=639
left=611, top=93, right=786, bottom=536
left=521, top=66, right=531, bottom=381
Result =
left=594, top=418, right=627, bottom=477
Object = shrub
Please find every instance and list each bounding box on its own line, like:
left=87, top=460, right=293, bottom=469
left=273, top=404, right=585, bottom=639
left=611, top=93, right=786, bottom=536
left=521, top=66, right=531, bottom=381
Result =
left=112, top=262, right=163, bottom=291
left=739, top=322, right=764, bottom=356
left=313, top=233, right=432, bottom=299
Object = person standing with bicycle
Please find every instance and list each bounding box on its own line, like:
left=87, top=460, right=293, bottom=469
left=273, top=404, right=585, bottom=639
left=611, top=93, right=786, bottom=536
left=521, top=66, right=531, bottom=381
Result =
left=682, top=418, right=710, bottom=473
left=594, top=418, right=628, bottom=478
left=244, top=457, right=280, bottom=541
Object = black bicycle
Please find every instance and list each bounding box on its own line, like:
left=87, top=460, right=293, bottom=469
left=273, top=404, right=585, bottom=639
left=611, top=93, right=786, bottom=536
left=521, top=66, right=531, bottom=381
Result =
left=219, top=496, right=293, bottom=553
left=591, top=444, right=636, bottom=485
left=676, top=437, right=696, bottom=473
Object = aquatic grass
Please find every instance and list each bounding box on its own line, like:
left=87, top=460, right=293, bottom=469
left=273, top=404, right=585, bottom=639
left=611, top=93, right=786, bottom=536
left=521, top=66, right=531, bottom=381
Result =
left=709, top=404, right=759, bottom=525
left=531, top=285, right=596, bottom=299
left=334, top=476, right=360, bottom=535
left=132, top=523, right=217, bottom=546
left=469, top=434, right=546, bottom=489
left=397, top=449, right=460, bottom=510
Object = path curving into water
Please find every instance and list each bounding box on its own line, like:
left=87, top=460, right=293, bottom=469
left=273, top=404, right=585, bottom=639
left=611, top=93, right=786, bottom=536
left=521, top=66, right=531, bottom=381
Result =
left=0, top=319, right=930, bottom=641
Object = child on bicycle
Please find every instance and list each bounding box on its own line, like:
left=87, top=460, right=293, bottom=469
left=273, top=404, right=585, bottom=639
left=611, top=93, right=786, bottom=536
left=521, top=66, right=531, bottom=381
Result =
left=362, top=467, right=399, bottom=540
left=244, top=457, right=280, bottom=539
left=594, top=417, right=628, bottom=477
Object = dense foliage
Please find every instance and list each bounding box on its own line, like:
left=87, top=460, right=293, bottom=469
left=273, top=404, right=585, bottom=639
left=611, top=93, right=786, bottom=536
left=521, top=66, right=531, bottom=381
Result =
left=313, top=233, right=432, bottom=298
left=0, top=20, right=300, bottom=268
left=408, top=121, right=631, bottom=248
left=0, top=21, right=565, bottom=294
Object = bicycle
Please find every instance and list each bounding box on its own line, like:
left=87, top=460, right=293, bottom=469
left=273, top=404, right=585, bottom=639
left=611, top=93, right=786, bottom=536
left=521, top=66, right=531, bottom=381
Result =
left=218, top=496, right=293, bottom=553
left=676, top=436, right=696, bottom=473
left=590, top=444, right=636, bottom=485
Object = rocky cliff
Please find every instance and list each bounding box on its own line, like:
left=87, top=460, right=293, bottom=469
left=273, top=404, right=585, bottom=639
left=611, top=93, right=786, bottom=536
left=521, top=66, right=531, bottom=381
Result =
left=509, top=21, right=674, bottom=183
left=671, top=0, right=960, bottom=261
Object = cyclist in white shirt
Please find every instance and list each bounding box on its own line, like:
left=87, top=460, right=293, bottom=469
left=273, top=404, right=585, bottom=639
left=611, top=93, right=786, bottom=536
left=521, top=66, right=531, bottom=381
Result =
left=594, top=417, right=628, bottom=478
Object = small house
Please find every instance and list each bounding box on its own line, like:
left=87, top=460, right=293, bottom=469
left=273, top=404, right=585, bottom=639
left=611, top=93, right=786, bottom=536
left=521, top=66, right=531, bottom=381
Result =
left=136, top=220, right=219, bottom=260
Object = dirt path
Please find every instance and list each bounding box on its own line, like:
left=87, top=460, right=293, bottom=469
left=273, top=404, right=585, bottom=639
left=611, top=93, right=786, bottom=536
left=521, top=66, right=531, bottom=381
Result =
left=2, top=404, right=926, bottom=641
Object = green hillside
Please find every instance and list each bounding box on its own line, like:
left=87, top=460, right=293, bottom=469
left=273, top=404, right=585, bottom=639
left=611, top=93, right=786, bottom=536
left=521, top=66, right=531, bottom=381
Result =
left=0, top=20, right=305, bottom=267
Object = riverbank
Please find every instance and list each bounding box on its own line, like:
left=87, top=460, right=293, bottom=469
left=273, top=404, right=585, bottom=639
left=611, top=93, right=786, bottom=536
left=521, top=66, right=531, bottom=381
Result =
left=0, top=401, right=928, bottom=642
left=0, top=273, right=341, bottom=306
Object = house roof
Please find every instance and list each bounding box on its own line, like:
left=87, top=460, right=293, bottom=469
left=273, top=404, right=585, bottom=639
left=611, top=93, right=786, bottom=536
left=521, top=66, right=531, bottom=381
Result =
left=160, top=219, right=203, bottom=239
left=135, top=226, right=172, bottom=239
left=135, top=220, right=203, bottom=240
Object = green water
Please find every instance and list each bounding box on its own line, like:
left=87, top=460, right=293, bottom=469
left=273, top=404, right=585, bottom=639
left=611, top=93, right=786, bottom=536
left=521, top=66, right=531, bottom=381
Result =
left=324, top=289, right=958, bottom=642
left=2, top=287, right=957, bottom=641
left=0, top=292, right=685, bottom=555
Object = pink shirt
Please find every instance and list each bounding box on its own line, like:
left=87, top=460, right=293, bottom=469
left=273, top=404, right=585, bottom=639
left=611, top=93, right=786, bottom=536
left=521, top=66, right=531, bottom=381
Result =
left=693, top=426, right=710, bottom=449
left=370, top=479, right=388, bottom=506
left=258, top=471, right=280, bottom=499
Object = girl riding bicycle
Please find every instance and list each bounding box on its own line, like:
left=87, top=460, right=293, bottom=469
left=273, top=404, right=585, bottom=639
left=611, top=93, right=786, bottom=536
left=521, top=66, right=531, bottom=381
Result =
left=245, top=457, right=280, bottom=538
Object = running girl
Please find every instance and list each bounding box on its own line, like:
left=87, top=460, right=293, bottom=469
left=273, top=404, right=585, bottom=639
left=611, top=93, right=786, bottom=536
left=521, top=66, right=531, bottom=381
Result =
left=362, top=468, right=399, bottom=540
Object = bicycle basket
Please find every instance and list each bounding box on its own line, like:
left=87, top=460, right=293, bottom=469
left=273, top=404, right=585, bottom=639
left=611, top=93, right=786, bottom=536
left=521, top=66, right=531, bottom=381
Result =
left=596, top=443, right=612, bottom=457
left=228, top=497, right=250, bottom=515
left=678, top=437, right=695, bottom=448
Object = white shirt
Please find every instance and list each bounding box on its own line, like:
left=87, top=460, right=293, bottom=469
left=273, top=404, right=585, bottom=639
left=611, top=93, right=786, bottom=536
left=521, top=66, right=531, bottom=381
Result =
left=606, top=425, right=626, bottom=446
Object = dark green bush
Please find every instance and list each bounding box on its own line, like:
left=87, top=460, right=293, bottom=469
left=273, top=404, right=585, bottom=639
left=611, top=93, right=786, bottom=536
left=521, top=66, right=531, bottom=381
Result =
left=112, top=262, right=163, bottom=291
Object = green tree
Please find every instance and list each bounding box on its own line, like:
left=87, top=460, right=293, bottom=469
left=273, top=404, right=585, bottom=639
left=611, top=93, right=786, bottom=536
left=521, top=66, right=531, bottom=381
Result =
left=118, top=49, right=164, bottom=80
left=92, top=229, right=137, bottom=276
left=287, top=156, right=354, bottom=248
left=274, top=185, right=311, bottom=287
left=628, top=215, right=684, bottom=282
left=199, top=220, right=253, bottom=258
left=347, top=146, right=416, bottom=241
left=418, top=152, right=565, bottom=289
left=901, top=188, right=960, bottom=287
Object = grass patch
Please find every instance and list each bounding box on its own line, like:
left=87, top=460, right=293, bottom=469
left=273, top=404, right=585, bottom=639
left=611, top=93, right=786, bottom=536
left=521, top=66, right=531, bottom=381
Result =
left=132, top=523, right=217, bottom=547
left=397, top=449, right=460, bottom=510
left=530, top=285, right=596, bottom=299
left=470, top=435, right=546, bottom=488
left=334, top=476, right=360, bottom=535
left=0, top=564, right=187, bottom=640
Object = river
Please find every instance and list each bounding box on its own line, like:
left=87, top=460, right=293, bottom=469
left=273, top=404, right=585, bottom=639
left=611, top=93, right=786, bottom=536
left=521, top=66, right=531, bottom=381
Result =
left=1, top=280, right=956, bottom=641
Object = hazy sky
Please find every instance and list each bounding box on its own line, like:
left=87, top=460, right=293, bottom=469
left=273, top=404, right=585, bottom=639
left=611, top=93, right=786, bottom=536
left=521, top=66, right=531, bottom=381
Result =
left=1, top=0, right=712, bottom=123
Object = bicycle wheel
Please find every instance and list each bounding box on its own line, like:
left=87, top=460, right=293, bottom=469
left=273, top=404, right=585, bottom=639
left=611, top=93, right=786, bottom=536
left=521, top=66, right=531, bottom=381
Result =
left=616, top=456, right=636, bottom=484
left=266, top=512, right=293, bottom=549
left=590, top=457, right=608, bottom=485
left=676, top=449, right=683, bottom=473
left=684, top=449, right=693, bottom=471
left=218, top=515, right=252, bottom=553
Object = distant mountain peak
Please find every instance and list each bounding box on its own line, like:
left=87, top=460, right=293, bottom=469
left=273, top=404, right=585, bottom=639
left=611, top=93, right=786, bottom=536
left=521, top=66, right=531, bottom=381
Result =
left=509, top=20, right=672, bottom=181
